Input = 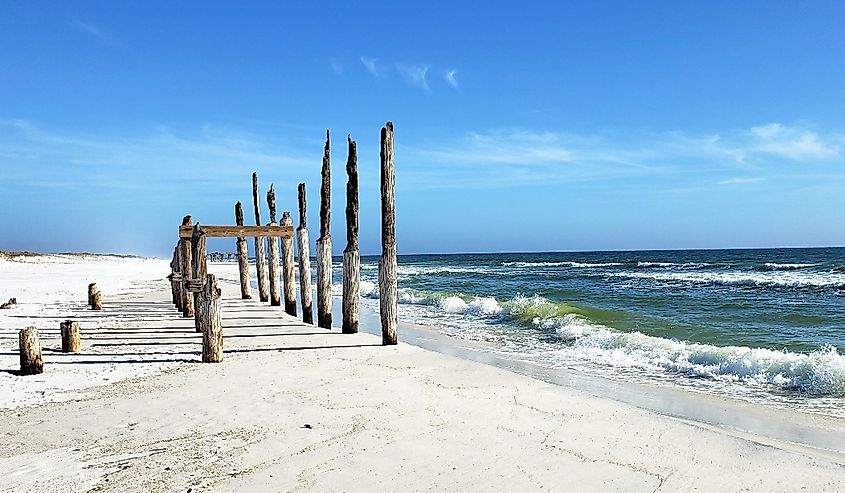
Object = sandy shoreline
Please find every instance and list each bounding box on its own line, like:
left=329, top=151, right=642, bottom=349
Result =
left=1, top=256, right=844, bottom=491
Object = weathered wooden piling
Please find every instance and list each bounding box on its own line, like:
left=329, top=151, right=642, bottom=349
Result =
left=180, top=215, right=195, bottom=317
left=281, top=211, right=297, bottom=316
left=87, top=283, right=97, bottom=307
left=200, top=274, right=223, bottom=363
left=266, top=184, right=282, bottom=307
left=252, top=172, right=269, bottom=302
left=169, top=246, right=181, bottom=308
left=379, top=122, right=398, bottom=345
left=316, top=130, right=333, bottom=329
left=343, top=135, right=360, bottom=334
left=18, top=326, right=43, bottom=375
left=60, top=320, right=81, bottom=353
left=296, top=183, right=314, bottom=324
left=235, top=202, right=252, bottom=299
left=191, top=224, right=208, bottom=332
left=91, top=291, right=103, bottom=310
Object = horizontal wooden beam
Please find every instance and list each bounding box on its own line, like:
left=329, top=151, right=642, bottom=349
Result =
left=179, top=224, right=294, bottom=239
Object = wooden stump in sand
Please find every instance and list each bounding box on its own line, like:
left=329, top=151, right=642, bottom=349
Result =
left=343, top=135, right=360, bottom=334
left=297, top=183, right=314, bottom=324
left=91, top=291, right=103, bottom=311
left=200, top=274, right=223, bottom=363
left=19, top=326, right=43, bottom=375
left=379, top=122, right=398, bottom=345
left=60, top=320, right=81, bottom=353
left=266, top=184, right=282, bottom=307
left=281, top=211, right=297, bottom=316
left=252, top=172, right=269, bottom=303
left=317, top=130, right=333, bottom=330
left=87, top=283, right=97, bottom=307
left=235, top=201, right=252, bottom=300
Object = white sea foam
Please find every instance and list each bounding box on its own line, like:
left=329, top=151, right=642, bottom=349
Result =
left=610, top=270, right=845, bottom=289
left=537, top=314, right=845, bottom=394
left=763, top=263, right=818, bottom=270
left=359, top=277, right=845, bottom=395
left=502, top=261, right=623, bottom=268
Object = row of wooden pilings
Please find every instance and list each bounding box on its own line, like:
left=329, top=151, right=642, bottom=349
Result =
left=167, top=122, right=398, bottom=363
left=17, top=288, right=102, bottom=375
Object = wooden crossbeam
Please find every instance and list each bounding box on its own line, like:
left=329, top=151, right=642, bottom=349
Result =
left=179, top=224, right=294, bottom=239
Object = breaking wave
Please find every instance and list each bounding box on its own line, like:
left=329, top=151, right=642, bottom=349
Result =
left=358, top=283, right=845, bottom=395
left=609, top=270, right=845, bottom=289
left=501, top=261, right=623, bottom=268
left=540, top=314, right=845, bottom=395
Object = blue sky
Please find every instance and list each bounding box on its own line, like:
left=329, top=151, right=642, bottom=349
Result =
left=1, top=1, right=844, bottom=256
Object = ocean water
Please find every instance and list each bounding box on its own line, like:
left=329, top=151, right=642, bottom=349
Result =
left=348, top=248, right=845, bottom=417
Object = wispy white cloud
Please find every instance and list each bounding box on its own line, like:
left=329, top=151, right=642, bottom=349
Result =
left=330, top=60, right=345, bottom=76
left=396, top=63, right=430, bottom=90
left=69, top=18, right=117, bottom=45
left=0, top=120, right=313, bottom=193
left=747, top=123, right=840, bottom=161
left=360, top=56, right=379, bottom=77
left=444, top=69, right=458, bottom=88
left=400, top=123, right=845, bottom=189
left=718, top=177, right=765, bottom=185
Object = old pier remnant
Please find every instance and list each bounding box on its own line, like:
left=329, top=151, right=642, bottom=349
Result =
left=342, top=135, right=360, bottom=334
left=379, top=122, right=398, bottom=345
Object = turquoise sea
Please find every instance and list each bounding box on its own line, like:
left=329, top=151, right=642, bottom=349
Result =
left=350, top=248, right=845, bottom=416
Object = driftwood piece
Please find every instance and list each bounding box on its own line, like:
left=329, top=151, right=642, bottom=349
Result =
left=60, top=320, right=81, bottom=353
left=19, top=326, right=43, bottom=375
left=200, top=274, right=223, bottom=363
left=266, top=184, right=282, bottom=306
left=180, top=215, right=194, bottom=317
left=253, top=172, right=269, bottom=302
left=0, top=298, right=16, bottom=309
left=235, top=202, right=252, bottom=299
left=192, top=225, right=208, bottom=332
left=281, top=211, right=297, bottom=316
left=379, top=121, right=398, bottom=345
left=91, top=291, right=103, bottom=310
left=297, top=183, right=314, bottom=324
left=343, top=135, right=360, bottom=334
left=317, top=130, right=332, bottom=329
left=87, top=283, right=97, bottom=307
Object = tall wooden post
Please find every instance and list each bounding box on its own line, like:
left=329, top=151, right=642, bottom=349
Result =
left=18, top=326, right=43, bottom=375
left=235, top=202, right=252, bottom=299
left=60, top=320, right=81, bottom=353
left=191, top=224, right=208, bottom=332
left=343, top=135, right=360, bottom=334
left=252, top=172, right=269, bottom=302
left=316, top=130, right=333, bottom=329
left=180, top=215, right=194, bottom=318
left=266, top=184, right=282, bottom=306
left=296, top=183, right=314, bottom=324
left=379, top=122, right=398, bottom=345
left=201, top=274, right=223, bottom=363
left=281, top=211, right=297, bottom=316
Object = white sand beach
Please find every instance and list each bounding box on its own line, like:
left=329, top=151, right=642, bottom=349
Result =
left=1, top=254, right=844, bottom=492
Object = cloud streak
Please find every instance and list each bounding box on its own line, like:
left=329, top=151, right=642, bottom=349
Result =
left=400, top=123, right=845, bottom=189
left=360, top=57, right=379, bottom=77
left=69, top=18, right=118, bottom=46
left=444, top=69, right=458, bottom=88
left=396, top=63, right=430, bottom=90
